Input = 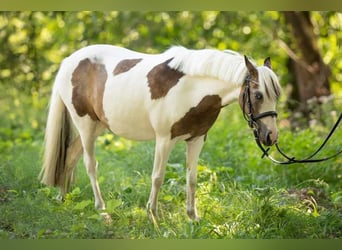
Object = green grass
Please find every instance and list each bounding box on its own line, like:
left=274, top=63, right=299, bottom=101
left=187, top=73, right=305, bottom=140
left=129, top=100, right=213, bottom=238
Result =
left=0, top=85, right=341, bottom=239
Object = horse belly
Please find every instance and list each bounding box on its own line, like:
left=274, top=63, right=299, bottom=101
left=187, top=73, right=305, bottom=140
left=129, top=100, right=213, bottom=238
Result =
left=102, top=84, right=155, bottom=141
left=107, top=111, right=155, bottom=141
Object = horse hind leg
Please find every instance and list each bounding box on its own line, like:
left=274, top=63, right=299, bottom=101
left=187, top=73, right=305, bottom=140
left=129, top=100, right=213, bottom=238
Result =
left=63, top=117, right=111, bottom=223
left=75, top=119, right=112, bottom=224
left=57, top=126, right=102, bottom=201
left=77, top=120, right=107, bottom=210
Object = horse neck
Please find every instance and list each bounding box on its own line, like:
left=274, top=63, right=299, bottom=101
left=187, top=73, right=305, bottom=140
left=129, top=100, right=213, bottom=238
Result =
left=221, top=85, right=242, bottom=106
left=188, top=76, right=243, bottom=107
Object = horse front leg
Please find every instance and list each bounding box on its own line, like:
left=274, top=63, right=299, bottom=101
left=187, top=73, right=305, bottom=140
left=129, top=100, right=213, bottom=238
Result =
left=186, top=135, right=205, bottom=221
left=147, top=136, right=175, bottom=220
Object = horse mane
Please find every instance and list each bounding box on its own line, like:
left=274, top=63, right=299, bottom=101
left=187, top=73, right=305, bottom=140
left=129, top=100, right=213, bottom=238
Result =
left=257, top=66, right=282, bottom=101
left=167, top=46, right=281, bottom=101
left=166, top=46, right=247, bottom=85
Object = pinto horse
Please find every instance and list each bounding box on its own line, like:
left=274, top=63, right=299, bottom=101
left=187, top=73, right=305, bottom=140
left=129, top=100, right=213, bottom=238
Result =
left=40, top=45, right=281, bottom=221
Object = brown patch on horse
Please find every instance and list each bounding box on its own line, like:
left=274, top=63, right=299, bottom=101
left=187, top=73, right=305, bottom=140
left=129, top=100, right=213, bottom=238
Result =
left=113, top=58, right=142, bottom=75
left=71, top=58, right=108, bottom=124
left=171, top=95, right=222, bottom=140
left=147, top=58, right=184, bottom=99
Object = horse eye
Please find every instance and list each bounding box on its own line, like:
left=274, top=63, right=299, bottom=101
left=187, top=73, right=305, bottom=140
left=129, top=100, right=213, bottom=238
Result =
left=255, top=92, right=263, bottom=100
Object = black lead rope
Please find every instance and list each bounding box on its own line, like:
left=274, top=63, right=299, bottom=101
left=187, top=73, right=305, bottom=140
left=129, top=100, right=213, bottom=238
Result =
left=253, top=112, right=342, bottom=165
left=243, top=75, right=342, bottom=165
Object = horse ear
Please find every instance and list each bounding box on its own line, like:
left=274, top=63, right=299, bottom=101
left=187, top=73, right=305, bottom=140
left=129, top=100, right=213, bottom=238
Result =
left=244, top=55, right=258, bottom=79
left=264, top=57, right=272, bottom=69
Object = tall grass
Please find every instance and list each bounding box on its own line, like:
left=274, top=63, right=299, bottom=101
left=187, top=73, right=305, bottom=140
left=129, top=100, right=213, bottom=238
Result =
left=0, top=85, right=341, bottom=239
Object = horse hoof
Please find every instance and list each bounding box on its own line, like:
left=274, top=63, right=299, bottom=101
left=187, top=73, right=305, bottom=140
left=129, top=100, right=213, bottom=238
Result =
left=100, top=212, right=112, bottom=225
left=146, top=203, right=158, bottom=223
left=187, top=210, right=200, bottom=222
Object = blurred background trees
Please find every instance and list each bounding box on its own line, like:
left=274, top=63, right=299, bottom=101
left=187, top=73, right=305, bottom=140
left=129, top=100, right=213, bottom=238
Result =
left=283, top=12, right=333, bottom=119
left=0, top=11, right=341, bottom=125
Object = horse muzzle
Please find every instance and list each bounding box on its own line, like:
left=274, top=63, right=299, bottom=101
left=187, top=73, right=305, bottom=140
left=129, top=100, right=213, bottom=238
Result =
left=256, top=120, right=278, bottom=147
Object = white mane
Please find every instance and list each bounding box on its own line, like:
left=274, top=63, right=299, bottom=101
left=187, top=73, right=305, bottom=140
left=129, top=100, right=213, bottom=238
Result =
left=258, top=66, right=282, bottom=101
left=166, top=46, right=247, bottom=85
left=166, top=46, right=281, bottom=101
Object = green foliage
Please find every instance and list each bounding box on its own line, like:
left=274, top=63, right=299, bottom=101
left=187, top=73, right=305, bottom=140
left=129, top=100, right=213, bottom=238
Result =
left=1, top=11, right=341, bottom=93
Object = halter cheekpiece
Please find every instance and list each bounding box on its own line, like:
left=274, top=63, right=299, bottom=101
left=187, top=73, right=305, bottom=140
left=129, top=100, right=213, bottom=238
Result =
left=243, top=75, right=278, bottom=129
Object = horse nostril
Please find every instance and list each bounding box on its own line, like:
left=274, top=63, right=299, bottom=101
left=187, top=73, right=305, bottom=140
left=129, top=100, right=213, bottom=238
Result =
left=266, top=131, right=272, bottom=146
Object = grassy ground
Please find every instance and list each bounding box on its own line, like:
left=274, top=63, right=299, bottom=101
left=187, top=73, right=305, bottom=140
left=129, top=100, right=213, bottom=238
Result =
left=0, top=85, right=341, bottom=239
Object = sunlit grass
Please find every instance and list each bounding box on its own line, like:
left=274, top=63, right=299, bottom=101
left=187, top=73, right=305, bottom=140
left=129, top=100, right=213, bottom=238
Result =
left=0, top=85, right=341, bottom=239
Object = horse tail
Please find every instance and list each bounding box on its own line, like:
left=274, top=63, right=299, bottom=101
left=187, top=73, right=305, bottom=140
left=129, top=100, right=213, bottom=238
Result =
left=39, top=82, right=74, bottom=189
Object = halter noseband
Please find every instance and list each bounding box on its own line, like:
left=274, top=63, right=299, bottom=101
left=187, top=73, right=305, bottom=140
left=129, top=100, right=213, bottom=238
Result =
left=243, top=75, right=278, bottom=129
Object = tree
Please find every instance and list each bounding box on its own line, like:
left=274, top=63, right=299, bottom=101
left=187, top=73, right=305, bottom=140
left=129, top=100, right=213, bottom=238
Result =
left=282, top=11, right=331, bottom=119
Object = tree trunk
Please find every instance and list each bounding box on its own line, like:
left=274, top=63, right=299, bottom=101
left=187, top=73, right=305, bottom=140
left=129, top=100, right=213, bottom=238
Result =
left=283, top=11, right=331, bottom=119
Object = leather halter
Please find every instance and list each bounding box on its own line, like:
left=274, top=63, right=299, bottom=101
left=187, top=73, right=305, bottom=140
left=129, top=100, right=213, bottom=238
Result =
left=242, top=75, right=342, bottom=164
left=242, top=75, right=278, bottom=129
